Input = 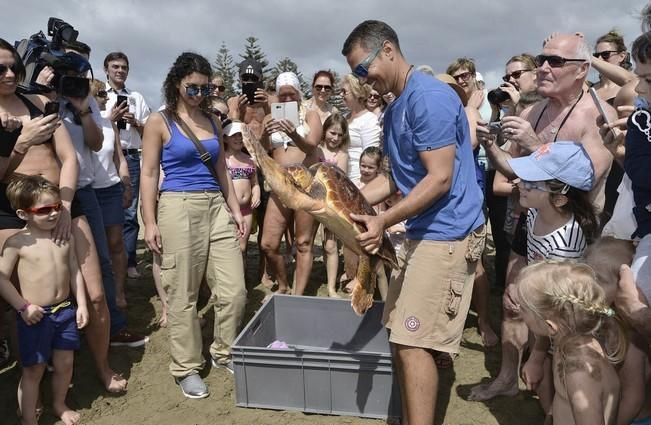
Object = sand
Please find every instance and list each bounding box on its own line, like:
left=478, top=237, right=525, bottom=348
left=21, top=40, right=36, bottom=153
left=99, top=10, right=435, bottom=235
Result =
left=0, top=239, right=544, bottom=425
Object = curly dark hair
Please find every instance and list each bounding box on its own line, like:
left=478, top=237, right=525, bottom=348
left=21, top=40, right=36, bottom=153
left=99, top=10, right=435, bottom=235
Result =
left=162, top=52, right=213, bottom=117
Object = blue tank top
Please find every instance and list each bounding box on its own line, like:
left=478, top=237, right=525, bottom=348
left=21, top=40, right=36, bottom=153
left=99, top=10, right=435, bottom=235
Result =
left=160, top=118, right=221, bottom=192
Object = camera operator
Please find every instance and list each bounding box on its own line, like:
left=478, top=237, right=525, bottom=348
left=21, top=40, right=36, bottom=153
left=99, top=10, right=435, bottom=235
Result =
left=34, top=41, right=146, bottom=392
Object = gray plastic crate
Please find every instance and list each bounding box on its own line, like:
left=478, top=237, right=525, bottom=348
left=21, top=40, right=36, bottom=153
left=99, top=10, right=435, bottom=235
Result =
left=232, top=294, right=401, bottom=419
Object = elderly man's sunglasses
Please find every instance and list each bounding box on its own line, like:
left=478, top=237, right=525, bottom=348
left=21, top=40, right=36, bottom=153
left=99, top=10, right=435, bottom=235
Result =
left=535, top=55, right=586, bottom=68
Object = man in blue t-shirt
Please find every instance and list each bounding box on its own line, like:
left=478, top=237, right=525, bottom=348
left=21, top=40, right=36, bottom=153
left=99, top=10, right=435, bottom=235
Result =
left=342, top=20, right=485, bottom=424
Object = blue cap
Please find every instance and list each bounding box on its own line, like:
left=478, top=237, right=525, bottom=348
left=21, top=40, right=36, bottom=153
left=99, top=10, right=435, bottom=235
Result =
left=507, top=141, right=594, bottom=191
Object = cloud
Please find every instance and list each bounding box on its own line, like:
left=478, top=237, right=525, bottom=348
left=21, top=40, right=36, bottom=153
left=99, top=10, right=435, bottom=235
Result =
left=4, top=0, right=644, bottom=108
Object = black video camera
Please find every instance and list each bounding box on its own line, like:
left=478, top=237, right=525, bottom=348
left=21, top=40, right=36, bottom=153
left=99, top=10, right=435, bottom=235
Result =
left=14, top=17, right=92, bottom=98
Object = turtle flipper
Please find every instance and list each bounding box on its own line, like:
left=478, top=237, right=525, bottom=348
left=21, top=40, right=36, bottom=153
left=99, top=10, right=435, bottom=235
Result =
left=351, top=255, right=377, bottom=316
left=241, top=126, right=320, bottom=211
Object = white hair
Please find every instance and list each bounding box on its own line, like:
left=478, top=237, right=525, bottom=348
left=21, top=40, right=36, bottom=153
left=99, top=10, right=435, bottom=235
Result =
left=574, top=36, right=593, bottom=66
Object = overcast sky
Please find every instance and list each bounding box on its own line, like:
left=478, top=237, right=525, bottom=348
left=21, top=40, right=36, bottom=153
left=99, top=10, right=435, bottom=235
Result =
left=4, top=0, right=646, bottom=109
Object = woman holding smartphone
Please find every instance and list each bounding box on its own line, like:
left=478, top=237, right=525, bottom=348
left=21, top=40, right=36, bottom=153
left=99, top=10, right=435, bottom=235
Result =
left=259, top=72, right=322, bottom=296
left=141, top=52, right=246, bottom=399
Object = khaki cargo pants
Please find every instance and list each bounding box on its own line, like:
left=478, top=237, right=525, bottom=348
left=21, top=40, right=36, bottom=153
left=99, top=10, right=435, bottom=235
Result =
left=158, top=191, right=246, bottom=378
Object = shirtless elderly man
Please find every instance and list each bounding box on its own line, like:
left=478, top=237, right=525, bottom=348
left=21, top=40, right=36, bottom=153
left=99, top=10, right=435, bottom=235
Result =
left=470, top=33, right=614, bottom=407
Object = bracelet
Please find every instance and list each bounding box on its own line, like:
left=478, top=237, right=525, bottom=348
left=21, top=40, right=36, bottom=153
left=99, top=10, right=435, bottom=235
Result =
left=78, top=108, right=92, bottom=117
left=18, top=302, right=30, bottom=313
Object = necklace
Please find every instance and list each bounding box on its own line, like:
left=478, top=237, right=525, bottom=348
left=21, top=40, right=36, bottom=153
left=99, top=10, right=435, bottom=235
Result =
left=534, top=89, right=584, bottom=142
left=402, top=65, right=414, bottom=93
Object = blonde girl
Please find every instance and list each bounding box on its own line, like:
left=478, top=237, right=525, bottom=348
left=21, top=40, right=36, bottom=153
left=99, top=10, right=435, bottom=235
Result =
left=517, top=261, right=624, bottom=425
left=317, top=114, right=349, bottom=297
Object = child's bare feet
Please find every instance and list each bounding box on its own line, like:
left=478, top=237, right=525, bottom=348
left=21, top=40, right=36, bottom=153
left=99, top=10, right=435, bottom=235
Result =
left=54, top=404, right=80, bottom=425
left=328, top=290, right=341, bottom=298
left=102, top=369, right=127, bottom=393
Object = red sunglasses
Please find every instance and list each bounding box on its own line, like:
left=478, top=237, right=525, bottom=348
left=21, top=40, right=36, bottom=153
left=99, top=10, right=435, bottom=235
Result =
left=24, top=202, right=62, bottom=215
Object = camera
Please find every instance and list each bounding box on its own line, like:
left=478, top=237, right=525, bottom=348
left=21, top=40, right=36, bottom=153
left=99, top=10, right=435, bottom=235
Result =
left=487, top=88, right=510, bottom=105
left=14, top=17, right=92, bottom=96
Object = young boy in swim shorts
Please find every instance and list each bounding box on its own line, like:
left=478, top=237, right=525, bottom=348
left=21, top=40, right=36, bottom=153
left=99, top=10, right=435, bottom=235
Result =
left=0, top=175, right=88, bottom=425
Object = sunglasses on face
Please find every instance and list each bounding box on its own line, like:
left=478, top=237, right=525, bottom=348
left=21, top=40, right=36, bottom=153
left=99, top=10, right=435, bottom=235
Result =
left=185, top=84, right=214, bottom=97
left=534, top=54, right=585, bottom=68
left=314, top=84, right=332, bottom=92
left=368, top=94, right=381, bottom=100
left=592, top=50, right=620, bottom=60
left=452, top=71, right=474, bottom=83
left=24, top=202, right=62, bottom=215
left=213, top=85, right=226, bottom=92
left=95, top=90, right=108, bottom=98
left=352, top=46, right=382, bottom=79
left=518, top=180, right=569, bottom=194
left=0, top=63, right=18, bottom=76
left=502, top=69, right=533, bottom=83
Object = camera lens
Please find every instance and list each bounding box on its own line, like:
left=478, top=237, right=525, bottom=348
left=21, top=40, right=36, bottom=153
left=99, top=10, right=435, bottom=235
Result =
left=488, top=88, right=510, bottom=105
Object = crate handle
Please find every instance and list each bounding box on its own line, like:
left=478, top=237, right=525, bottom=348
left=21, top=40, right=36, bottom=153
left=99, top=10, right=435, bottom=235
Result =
left=249, top=317, right=263, bottom=336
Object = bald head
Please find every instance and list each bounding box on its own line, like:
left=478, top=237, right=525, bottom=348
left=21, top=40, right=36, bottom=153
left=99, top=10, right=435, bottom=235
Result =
left=543, top=33, right=592, bottom=65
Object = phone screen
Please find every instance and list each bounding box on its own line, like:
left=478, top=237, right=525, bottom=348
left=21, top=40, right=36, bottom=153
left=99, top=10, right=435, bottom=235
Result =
left=116, top=95, right=128, bottom=130
left=589, top=88, right=616, bottom=139
left=44, top=101, right=60, bottom=117
left=242, top=82, right=261, bottom=104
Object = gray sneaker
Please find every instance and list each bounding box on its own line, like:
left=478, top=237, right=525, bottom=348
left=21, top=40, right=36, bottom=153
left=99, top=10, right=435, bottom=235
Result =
left=211, top=356, right=234, bottom=375
left=175, top=374, right=209, bottom=399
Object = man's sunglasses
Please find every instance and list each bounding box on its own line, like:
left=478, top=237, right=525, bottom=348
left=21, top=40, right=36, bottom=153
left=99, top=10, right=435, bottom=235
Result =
left=0, top=63, right=18, bottom=76
left=592, top=50, right=620, bottom=60
left=185, top=84, right=215, bottom=97
left=502, top=69, right=533, bottom=82
left=535, top=55, right=586, bottom=68
left=95, top=90, right=108, bottom=98
left=24, top=202, right=62, bottom=215
left=352, top=46, right=382, bottom=79
left=452, top=71, right=474, bottom=83
left=314, top=84, right=332, bottom=92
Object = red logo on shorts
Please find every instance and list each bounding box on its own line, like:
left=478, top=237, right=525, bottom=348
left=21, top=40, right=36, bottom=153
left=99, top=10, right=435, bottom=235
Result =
left=405, top=316, right=420, bottom=332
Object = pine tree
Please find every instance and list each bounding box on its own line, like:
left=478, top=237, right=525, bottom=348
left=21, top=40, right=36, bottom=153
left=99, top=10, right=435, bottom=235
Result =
left=213, top=42, right=236, bottom=98
left=269, top=57, right=309, bottom=97
left=239, top=36, right=270, bottom=82
left=328, top=70, right=348, bottom=116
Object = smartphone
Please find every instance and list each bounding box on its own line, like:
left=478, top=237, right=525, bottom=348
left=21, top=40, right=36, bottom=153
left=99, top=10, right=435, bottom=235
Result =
left=271, top=101, right=299, bottom=127
left=242, top=82, right=262, bottom=105
left=44, top=101, right=60, bottom=117
left=589, top=87, right=616, bottom=138
left=488, top=121, right=502, bottom=135
left=116, top=95, right=128, bottom=130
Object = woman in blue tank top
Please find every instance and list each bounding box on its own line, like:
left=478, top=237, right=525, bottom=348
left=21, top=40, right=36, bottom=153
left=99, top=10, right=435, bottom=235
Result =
left=140, top=52, right=246, bottom=399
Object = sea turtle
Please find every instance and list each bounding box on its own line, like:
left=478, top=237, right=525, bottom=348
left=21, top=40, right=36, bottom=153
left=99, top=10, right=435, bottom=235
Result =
left=241, top=128, right=398, bottom=315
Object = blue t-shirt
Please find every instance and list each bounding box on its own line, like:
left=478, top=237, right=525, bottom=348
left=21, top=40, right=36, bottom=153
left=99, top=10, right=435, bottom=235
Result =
left=383, top=71, right=484, bottom=240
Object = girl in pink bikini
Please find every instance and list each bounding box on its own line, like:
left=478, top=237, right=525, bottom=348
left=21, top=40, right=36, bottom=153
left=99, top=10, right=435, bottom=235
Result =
left=224, top=121, right=261, bottom=266
left=318, top=114, right=349, bottom=297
